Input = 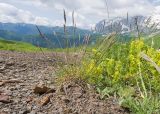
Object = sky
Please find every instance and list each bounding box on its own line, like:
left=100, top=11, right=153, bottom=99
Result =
left=0, top=0, right=159, bottom=29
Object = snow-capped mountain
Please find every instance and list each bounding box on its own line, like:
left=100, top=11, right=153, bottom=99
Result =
left=150, top=14, right=160, bottom=29
left=95, top=15, right=160, bottom=35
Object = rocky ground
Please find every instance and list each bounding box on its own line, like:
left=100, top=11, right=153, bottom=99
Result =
left=0, top=51, right=129, bottom=114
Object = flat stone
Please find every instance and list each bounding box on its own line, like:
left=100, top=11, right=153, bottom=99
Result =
left=0, top=94, right=11, bottom=103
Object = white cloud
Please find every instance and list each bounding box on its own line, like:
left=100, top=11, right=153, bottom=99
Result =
left=0, top=0, right=159, bottom=29
left=35, top=0, right=158, bottom=29
left=36, top=0, right=155, bottom=17
left=0, top=3, right=53, bottom=26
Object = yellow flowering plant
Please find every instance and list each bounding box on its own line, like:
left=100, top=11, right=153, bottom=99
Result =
left=83, top=39, right=160, bottom=92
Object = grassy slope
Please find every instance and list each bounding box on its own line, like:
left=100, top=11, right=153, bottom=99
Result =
left=0, top=37, right=84, bottom=52
left=0, top=38, right=48, bottom=52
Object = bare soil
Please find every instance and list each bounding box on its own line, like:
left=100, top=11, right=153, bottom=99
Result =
left=0, top=51, right=129, bottom=114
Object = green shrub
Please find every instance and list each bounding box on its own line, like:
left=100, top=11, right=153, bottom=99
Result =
left=80, top=37, right=160, bottom=113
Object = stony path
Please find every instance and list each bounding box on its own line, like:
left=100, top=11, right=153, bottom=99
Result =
left=0, top=51, right=129, bottom=114
left=0, top=51, right=56, bottom=114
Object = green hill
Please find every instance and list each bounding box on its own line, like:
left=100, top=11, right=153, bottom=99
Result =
left=0, top=38, right=48, bottom=52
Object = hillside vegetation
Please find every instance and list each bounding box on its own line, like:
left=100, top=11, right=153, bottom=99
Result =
left=0, top=38, right=47, bottom=52
left=0, top=23, right=99, bottom=48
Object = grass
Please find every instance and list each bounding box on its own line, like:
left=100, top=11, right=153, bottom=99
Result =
left=1, top=8, right=159, bottom=113
left=57, top=34, right=160, bottom=114
left=0, top=37, right=90, bottom=54
left=1, top=31, right=160, bottom=113
left=52, top=10, right=160, bottom=113
left=0, top=38, right=49, bottom=52
left=145, top=35, right=160, bottom=49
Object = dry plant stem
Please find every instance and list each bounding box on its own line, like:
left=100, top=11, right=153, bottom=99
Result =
left=127, top=12, right=129, bottom=25
left=105, top=0, right=110, bottom=20
left=36, top=25, right=58, bottom=59
left=53, top=31, right=62, bottom=48
left=72, top=10, right=79, bottom=66
left=63, top=9, right=70, bottom=66
left=35, top=25, right=65, bottom=74
left=37, top=25, right=66, bottom=63
left=140, top=52, right=160, bottom=73
left=81, top=34, right=91, bottom=61
left=138, top=63, right=147, bottom=97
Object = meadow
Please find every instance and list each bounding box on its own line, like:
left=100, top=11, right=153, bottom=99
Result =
left=0, top=13, right=160, bottom=114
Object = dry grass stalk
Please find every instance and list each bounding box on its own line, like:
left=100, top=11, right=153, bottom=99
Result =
left=140, top=52, right=160, bottom=73
left=135, top=17, right=140, bottom=39
left=105, top=0, right=110, bottom=20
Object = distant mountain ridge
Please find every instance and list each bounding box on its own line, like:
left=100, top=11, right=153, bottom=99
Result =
left=0, top=22, right=91, bottom=35
left=95, top=15, right=160, bottom=35
left=0, top=22, right=98, bottom=48
left=0, top=22, right=52, bottom=35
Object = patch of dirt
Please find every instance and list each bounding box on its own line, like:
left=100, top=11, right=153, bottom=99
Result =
left=0, top=51, right=129, bottom=114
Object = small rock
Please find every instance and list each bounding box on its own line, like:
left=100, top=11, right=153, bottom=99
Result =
left=19, top=110, right=30, bottom=114
left=0, top=82, right=4, bottom=86
left=26, top=96, right=34, bottom=103
left=0, top=112, right=7, bottom=114
left=46, top=81, right=51, bottom=84
left=33, top=105, right=38, bottom=110
left=61, top=96, right=70, bottom=103
left=0, top=94, right=11, bottom=103
left=29, top=110, right=37, bottom=114
left=33, top=85, right=50, bottom=94
left=2, top=108, right=10, bottom=112
left=38, top=95, right=50, bottom=106
left=0, top=64, right=5, bottom=70
left=64, top=108, right=72, bottom=114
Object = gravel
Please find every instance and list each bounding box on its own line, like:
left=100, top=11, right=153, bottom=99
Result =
left=0, top=51, right=129, bottom=114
